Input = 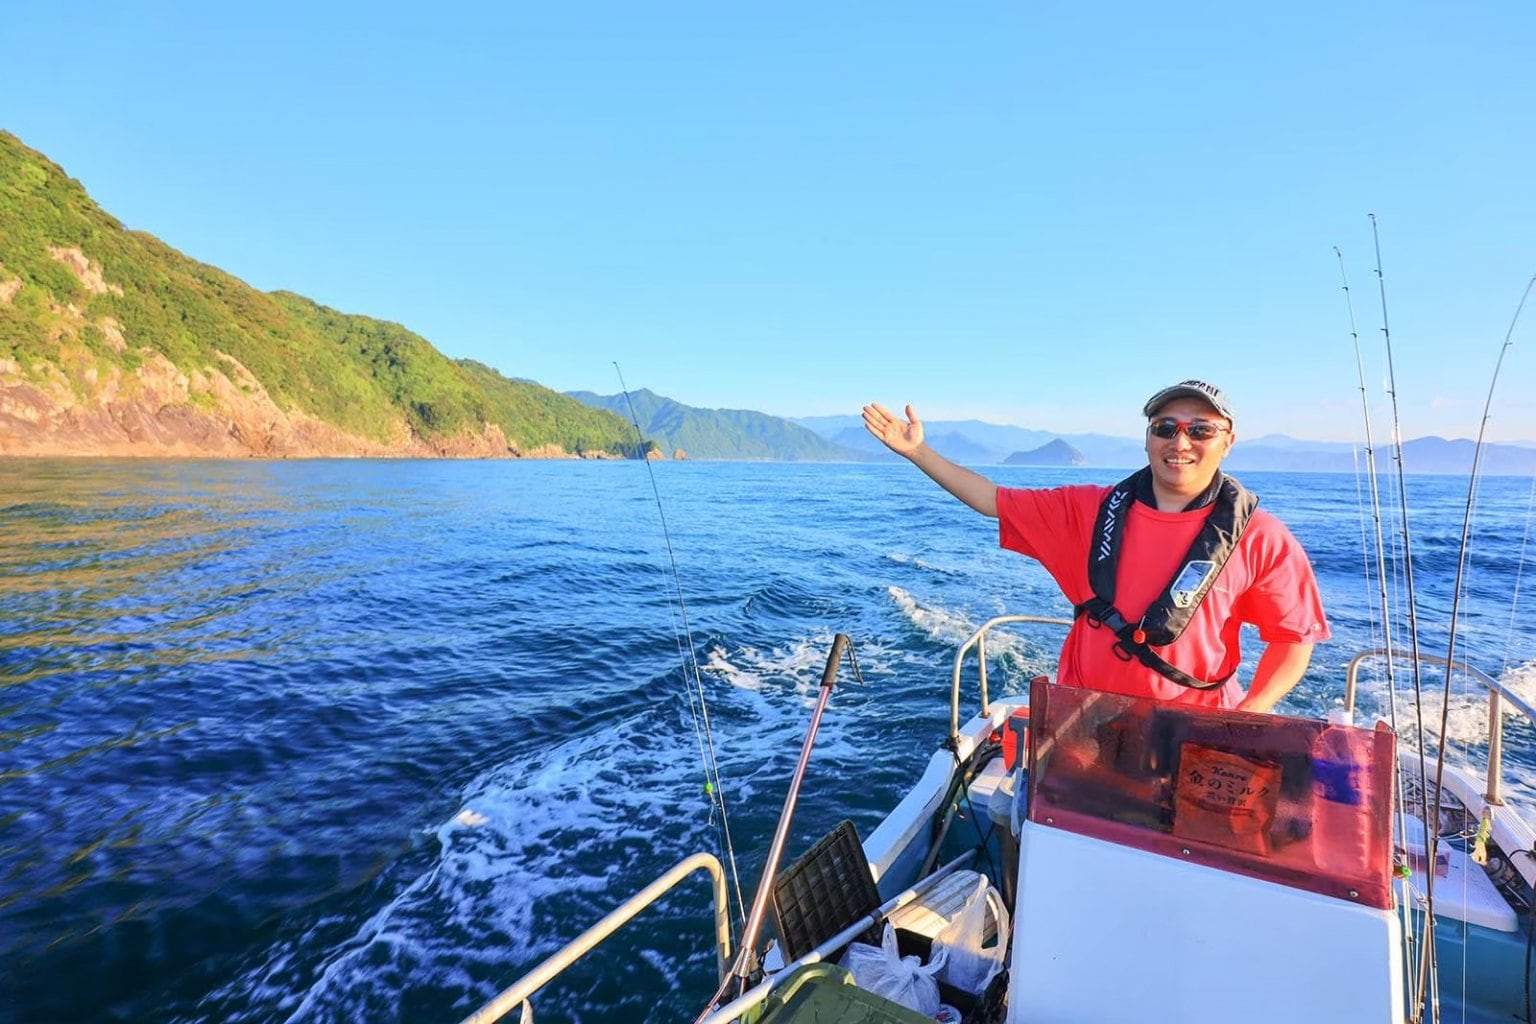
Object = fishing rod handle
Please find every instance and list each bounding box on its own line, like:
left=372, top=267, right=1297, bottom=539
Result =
left=819, top=633, right=850, bottom=689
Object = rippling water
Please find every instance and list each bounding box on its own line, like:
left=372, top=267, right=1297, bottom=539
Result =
left=3, top=459, right=1535, bottom=1024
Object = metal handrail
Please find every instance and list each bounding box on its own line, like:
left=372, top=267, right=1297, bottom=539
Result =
left=950, top=614, right=1072, bottom=741
left=1344, top=648, right=1536, bottom=806
left=461, top=842, right=977, bottom=1024
left=695, top=852, right=977, bottom=1024
left=459, top=852, right=731, bottom=1024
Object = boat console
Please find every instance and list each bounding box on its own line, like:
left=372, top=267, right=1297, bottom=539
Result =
left=1008, top=679, right=1403, bottom=1024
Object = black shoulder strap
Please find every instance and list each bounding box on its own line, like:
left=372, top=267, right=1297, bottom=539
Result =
left=1073, top=472, right=1257, bottom=691
left=1084, top=469, right=1143, bottom=607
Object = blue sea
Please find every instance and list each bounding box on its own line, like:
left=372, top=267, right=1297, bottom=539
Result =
left=4, top=459, right=1536, bottom=1024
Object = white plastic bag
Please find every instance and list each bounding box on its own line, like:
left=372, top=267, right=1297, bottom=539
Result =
left=839, top=922, right=945, bottom=1016
left=932, top=873, right=1009, bottom=996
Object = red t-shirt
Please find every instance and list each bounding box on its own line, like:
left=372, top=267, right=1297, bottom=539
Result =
left=997, top=484, right=1330, bottom=707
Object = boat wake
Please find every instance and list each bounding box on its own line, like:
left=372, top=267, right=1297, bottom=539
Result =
left=887, top=585, right=1057, bottom=690
left=1352, top=656, right=1536, bottom=817
left=887, top=585, right=987, bottom=646
left=187, top=630, right=910, bottom=1024
left=883, top=551, right=967, bottom=577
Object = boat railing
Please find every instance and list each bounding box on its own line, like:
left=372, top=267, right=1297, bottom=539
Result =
left=458, top=852, right=731, bottom=1024
left=461, top=849, right=977, bottom=1024
left=950, top=614, right=1072, bottom=742
left=1344, top=648, right=1536, bottom=806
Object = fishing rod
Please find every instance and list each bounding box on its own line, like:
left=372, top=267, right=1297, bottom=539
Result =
left=1500, top=464, right=1536, bottom=1024
left=1336, top=245, right=1419, bottom=1011
left=693, top=633, right=865, bottom=1023
left=730, top=634, right=854, bottom=984
left=1425, top=269, right=1536, bottom=944
left=613, top=364, right=749, bottom=934
left=1369, top=214, right=1439, bottom=1024
left=1501, top=478, right=1536, bottom=684
left=1435, top=273, right=1535, bottom=692
left=1336, top=246, right=1399, bottom=722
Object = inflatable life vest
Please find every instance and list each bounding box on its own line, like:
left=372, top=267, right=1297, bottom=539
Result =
left=1073, top=469, right=1258, bottom=690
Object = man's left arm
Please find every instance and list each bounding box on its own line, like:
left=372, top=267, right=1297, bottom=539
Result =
left=1231, top=514, right=1329, bottom=714
left=1235, top=641, right=1315, bottom=713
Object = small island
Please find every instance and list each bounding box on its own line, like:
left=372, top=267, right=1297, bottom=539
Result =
left=1004, top=439, right=1087, bottom=467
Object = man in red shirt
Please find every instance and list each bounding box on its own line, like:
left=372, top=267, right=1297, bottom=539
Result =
left=862, top=380, right=1328, bottom=712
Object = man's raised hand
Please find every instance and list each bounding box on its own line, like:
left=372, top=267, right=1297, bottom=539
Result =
left=862, top=401, right=997, bottom=516
left=862, top=402, right=924, bottom=457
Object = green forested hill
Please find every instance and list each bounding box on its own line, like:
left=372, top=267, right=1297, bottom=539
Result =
left=0, top=130, right=636, bottom=457
left=566, top=388, right=865, bottom=460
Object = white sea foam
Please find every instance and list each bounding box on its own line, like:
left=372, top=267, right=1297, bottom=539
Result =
left=696, top=630, right=886, bottom=782
left=705, top=632, right=894, bottom=697
left=196, top=706, right=715, bottom=1024
left=703, top=636, right=840, bottom=694
left=1354, top=657, right=1536, bottom=751
left=215, top=631, right=896, bottom=1023
left=702, top=642, right=763, bottom=691
left=886, top=586, right=1057, bottom=689
left=887, top=585, right=978, bottom=646
left=1350, top=657, right=1536, bottom=826
left=884, top=551, right=964, bottom=576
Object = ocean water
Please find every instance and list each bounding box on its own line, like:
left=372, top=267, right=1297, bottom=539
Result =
left=3, top=458, right=1536, bottom=1024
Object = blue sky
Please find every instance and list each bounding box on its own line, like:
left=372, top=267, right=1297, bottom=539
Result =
left=5, top=2, right=1533, bottom=441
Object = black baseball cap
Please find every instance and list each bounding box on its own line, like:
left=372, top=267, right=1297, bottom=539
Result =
left=1143, top=380, right=1235, bottom=423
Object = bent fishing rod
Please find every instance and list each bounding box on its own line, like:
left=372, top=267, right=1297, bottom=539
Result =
left=1436, top=272, right=1535, bottom=704
left=613, top=364, right=748, bottom=934
left=1425, top=271, right=1536, bottom=994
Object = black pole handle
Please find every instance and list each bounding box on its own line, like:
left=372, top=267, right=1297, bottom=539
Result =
left=819, top=633, right=850, bottom=690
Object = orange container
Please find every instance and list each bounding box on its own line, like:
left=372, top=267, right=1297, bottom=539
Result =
left=1001, top=706, right=1031, bottom=771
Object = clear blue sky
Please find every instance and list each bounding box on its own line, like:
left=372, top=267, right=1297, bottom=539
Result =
left=5, top=2, right=1533, bottom=441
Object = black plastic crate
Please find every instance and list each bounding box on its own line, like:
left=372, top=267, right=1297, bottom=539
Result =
left=773, top=819, right=883, bottom=961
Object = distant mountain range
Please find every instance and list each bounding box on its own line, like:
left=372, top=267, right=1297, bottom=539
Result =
left=789, top=415, right=1536, bottom=475
left=565, top=389, right=864, bottom=461
left=1228, top=436, right=1536, bottom=476
left=553, top=396, right=1536, bottom=474
left=793, top=415, right=1145, bottom=466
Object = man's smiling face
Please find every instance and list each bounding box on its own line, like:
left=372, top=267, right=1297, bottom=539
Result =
left=1143, top=396, right=1235, bottom=504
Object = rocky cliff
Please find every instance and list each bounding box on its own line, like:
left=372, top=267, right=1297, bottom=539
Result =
left=0, top=132, right=636, bottom=459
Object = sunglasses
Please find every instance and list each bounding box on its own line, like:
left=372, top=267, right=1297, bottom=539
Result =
left=1147, top=417, right=1230, bottom=442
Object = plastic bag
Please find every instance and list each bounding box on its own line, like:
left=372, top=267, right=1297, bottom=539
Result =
left=932, top=873, right=1009, bottom=996
left=839, top=922, right=945, bottom=1016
